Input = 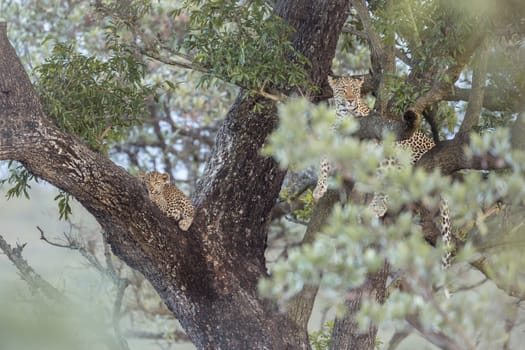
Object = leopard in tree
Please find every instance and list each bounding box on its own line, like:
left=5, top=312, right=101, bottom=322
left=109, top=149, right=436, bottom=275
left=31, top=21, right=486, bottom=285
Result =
left=313, top=76, right=455, bottom=291
left=312, top=76, right=370, bottom=202
left=139, top=171, right=195, bottom=231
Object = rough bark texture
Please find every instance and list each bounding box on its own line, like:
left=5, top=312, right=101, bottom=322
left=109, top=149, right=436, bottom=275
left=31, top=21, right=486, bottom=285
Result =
left=329, top=265, right=390, bottom=350
left=0, top=1, right=351, bottom=348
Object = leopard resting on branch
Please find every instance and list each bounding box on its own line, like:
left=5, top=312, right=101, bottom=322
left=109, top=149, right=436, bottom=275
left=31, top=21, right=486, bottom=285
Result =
left=313, top=76, right=455, bottom=295
left=139, top=171, right=195, bottom=231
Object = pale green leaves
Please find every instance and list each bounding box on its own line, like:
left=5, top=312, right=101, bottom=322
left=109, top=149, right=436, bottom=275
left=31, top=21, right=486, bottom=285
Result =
left=261, top=97, right=525, bottom=344
left=261, top=98, right=449, bottom=303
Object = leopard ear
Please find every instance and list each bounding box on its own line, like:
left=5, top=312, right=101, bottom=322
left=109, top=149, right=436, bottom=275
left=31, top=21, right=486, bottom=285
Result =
left=138, top=171, right=146, bottom=179
left=161, top=173, right=170, bottom=182
left=327, top=76, right=335, bottom=89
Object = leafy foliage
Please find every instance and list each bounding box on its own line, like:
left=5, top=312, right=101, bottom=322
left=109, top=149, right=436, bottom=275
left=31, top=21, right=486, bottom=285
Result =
left=173, top=0, right=310, bottom=90
left=0, top=161, right=36, bottom=199
left=279, top=188, right=315, bottom=222
left=35, top=41, right=154, bottom=154
left=2, top=38, right=154, bottom=219
left=262, top=97, right=525, bottom=348
left=309, top=321, right=333, bottom=350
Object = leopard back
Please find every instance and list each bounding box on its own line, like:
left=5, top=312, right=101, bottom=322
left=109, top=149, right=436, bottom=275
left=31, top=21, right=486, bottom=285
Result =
left=398, top=131, right=436, bottom=164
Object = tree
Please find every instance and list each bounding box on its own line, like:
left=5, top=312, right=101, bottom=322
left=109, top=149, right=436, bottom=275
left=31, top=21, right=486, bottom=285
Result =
left=1, top=1, right=525, bottom=349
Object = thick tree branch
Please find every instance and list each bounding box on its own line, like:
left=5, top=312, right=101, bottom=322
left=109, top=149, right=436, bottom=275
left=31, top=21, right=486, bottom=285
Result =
left=446, top=86, right=525, bottom=113
left=345, top=111, right=420, bottom=141
left=417, top=133, right=512, bottom=175
left=407, top=32, right=486, bottom=117
left=329, top=264, right=390, bottom=350
left=458, top=45, right=489, bottom=135
left=351, top=0, right=384, bottom=76
left=351, top=0, right=395, bottom=114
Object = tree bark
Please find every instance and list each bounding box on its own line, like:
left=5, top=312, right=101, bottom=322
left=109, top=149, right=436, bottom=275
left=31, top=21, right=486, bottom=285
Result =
left=329, top=265, right=390, bottom=350
left=0, top=0, right=351, bottom=348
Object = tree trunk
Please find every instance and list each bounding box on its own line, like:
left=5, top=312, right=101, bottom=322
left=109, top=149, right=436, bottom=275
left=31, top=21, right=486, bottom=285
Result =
left=0, top=1, right=352, bottom=348
left=329, top=265, right=389, bottom=350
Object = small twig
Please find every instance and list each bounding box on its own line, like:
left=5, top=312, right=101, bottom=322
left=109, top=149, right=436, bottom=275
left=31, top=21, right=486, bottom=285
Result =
left=39, top=224, right=109, bottom=274
left=141, top=48, right=208, bottom=74
left=98, top=123, right=113, bottom=141
left=453, top=278, right=488, bottom=293
left=104, top=239, right=119, bottom=281
left=37, top=225, right=137, bottom=349
left=395, top=47, right=413, bottom=67
left=256, top=88, right=287, bottom=102
left=37, top=225, right=74, bottom=248
left=284, top=215, right=308, bottom=226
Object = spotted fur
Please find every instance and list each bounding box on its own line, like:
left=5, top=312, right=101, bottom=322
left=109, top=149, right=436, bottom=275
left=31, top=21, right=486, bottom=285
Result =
left=315, top=76, right=454, bottom=295
left=139, top=171, right=195, bottom=231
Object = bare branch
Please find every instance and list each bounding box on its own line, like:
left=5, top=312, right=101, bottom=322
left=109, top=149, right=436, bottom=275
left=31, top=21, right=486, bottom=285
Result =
left=446, top=86, right=525, bottom=113
left=0, top=234, right=64, bottom=302
left=140, top=48, right=209, bottom=74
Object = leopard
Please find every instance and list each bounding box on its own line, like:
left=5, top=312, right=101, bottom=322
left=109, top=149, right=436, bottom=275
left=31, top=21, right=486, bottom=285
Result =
left=139, top=171, right=195, bottom=231
left=314, top=75, right=455, bottom=294
left=369, top=130, right=436, bottom=217
left=312, top=76, right=370, bottom=202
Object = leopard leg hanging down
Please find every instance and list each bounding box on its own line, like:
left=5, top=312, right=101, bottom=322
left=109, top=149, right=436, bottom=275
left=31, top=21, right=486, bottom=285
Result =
left=440, top=197, right=454, bottom=298
left=313, top=158, right=331, bottom=201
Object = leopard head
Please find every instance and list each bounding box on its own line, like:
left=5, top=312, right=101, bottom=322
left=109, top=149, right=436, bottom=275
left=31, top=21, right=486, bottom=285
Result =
left=139, top=171, right=170, bottom=195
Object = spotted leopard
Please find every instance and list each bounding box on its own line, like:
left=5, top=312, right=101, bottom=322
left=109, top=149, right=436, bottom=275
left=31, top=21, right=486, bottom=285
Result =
left=314, top=76, right=454, bottom=293
left=312, top=76, right=370, bottom=201
left=139, top=171, right=195, bottom=231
